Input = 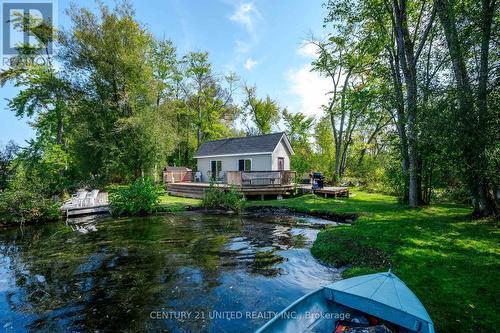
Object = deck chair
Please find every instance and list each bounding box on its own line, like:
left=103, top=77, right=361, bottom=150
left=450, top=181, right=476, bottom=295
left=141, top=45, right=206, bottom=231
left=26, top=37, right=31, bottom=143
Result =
left=194, top=171, right=202, bottom=182
left=65, top=190, right=88, bottom=208
left=85, top=189, right=100, bottom=207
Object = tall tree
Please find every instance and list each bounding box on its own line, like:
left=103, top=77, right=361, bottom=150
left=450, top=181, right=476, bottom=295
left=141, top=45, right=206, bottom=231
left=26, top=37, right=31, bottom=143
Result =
left=282, top=109, right=315, bottom=176
left=183, top=52, right=240, bottom=147
left=434, top=0, right=498, bottom=216
left=0, top=12, right=70, bottom=147
left=310, top=31, right=373, bottom=183
left=242, top=85, right=281, bottom=135
left=62, top=2, right=169, bottom=182
left=323, top=0, right=441, bottom=204
left=389, top=0, right=436, bottom=207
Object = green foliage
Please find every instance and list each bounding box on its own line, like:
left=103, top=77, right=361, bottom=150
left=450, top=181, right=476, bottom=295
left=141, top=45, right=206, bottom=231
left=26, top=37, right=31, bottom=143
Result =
left=109, top=177, right=163, bottom=216
left=282, top=109, right=314, bottom=147
left=242, top=85, right=281, bottom=135
left=382, top=156, right=408, bottom=201
left=0, top=1, right=244, bottom=223
left=0, top=166, right=60, bottom=225
left=290, top=155, right=312, bottom=180
left=183, top=52, right=240, bottom=146
left=0, top=141, right=19, bottom=191
left=63, top=2, right=167, bottom=183
left=0, top=188, right=60, bottom=225
left=201, top=183, right=243, bottom=212
left=283, top=109, right=315, bottom=178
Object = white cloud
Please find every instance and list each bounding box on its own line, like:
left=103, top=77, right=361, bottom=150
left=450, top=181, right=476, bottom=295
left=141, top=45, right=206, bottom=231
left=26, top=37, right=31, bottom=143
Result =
left=244, top=58, right=258, bottom=70
left=287, top=64, right=331, bottom=117
left=228, top=1, right=261, bottom=64
left=230, top=3, right=257, bottom=31
left=297, top=42, right=319, bottom=58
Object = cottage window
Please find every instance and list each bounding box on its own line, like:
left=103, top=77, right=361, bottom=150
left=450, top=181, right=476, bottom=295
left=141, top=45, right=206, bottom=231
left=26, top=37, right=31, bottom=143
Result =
left=238, top=159, right=252, bottom=171
left=210, top=160, right=222, bottom=180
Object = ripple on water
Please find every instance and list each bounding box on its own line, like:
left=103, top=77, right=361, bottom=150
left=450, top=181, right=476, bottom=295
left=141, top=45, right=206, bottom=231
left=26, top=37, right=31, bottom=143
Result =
left=0, top=212, right=344, bottom=332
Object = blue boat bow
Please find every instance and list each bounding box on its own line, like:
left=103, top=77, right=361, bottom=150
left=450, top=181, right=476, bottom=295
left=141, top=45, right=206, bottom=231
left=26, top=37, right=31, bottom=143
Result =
left=324, top=272, right=434, bottom=333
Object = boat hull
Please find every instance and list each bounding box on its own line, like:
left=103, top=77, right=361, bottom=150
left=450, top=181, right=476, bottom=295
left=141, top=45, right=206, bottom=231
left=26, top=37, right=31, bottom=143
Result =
left=255, top=287, right=351, bottom=333
left=256, top=272, right=434, bottom=333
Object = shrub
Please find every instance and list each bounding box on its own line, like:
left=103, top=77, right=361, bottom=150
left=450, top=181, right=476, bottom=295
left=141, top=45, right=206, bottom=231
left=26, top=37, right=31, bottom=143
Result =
left=202, top=183, right=243, bottom=212
left=109, top=177, right=163, bottom=216
left=0, top=189, right=60, bottom=225
left=0, top=164, right=61, bottom=225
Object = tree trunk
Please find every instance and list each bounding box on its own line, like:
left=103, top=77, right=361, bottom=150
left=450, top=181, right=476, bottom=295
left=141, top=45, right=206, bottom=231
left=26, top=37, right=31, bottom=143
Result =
left=435, top=0, right=498, bottom=217
left=387, top=37, right=410, bottom=202
left=332, top=68, right=353, bottom=184
left=56, top=113, right=64, bottom=146
left=392, top=0, right=419, bottom=207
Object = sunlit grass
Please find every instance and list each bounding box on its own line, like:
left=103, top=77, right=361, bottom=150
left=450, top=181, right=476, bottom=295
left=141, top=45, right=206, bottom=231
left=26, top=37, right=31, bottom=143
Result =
left=157, top=194, right=201, bottom=212
left=248, top=189, right=500, bottom=332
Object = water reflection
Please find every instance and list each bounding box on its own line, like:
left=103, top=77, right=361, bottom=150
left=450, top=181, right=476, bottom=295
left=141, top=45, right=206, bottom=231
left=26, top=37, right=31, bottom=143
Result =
left=0, top=212, right=342, bottom=332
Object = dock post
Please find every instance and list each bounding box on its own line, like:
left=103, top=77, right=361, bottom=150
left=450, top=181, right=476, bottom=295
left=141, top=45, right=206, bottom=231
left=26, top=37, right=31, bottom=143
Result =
left=260, top=194, right=265, bottom=201
left=324, top=193, right=328, bottom=199
left=277, top=194, right=283, bottom=200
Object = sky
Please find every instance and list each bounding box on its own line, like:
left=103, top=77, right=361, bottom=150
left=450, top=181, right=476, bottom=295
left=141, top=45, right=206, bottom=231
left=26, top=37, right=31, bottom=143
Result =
left=0, top=0, right=332, bottom=146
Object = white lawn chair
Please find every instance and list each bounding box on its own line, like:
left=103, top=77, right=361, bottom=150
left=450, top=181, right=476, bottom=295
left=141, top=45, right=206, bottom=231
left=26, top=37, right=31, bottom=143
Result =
left=85, top=189, right=100, bottom=207
left=194, top=171, right=202, bottom=182
left=68, top=191, right=88, bottom=208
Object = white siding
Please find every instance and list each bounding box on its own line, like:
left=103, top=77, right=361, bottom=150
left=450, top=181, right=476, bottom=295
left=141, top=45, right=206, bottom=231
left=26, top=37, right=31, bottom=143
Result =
left=271, top=138, right=291, bottom=170
left=196, top=154, right=272, bottom=182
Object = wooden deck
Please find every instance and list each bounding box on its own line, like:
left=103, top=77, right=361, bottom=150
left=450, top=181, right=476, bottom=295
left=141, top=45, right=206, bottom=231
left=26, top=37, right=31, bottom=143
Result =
left=314, top=186, right=349, bottom=198
left=167, top=182, right=295, bottom=200
left=61, top=192, right=110, bottom=217
left=300, top=185, right=350, bottom=198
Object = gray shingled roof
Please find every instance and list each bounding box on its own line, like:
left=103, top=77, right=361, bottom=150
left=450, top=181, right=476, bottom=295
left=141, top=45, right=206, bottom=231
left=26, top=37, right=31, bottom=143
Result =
left=194, top=132, right=288, bottom=157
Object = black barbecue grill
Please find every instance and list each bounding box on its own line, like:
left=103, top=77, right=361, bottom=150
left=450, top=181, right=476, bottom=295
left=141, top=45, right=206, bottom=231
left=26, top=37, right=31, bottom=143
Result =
left=311, top=172, right=324, bottom=189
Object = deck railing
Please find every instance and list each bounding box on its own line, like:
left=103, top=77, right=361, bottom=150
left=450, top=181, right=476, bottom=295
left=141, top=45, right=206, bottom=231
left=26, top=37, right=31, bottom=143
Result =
left=225, top=171, right=296, bottom=186
left=164, top=169, right=193, bottom=183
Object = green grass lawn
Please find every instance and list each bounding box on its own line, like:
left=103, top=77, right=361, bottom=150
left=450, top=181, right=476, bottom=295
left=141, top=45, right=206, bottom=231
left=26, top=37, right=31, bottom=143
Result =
left=157, top=194, right=201, bottom=212
left=248, top=190, right=500, bottom=332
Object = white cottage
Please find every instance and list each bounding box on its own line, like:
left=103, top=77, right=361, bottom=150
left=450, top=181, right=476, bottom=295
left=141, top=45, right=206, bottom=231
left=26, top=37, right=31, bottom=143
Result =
left=194, top=132, right=294, bottom=182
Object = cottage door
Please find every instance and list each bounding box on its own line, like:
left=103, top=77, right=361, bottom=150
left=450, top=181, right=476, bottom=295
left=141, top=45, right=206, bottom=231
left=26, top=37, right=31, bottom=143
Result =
left=277, top=157, right=284, bottom=171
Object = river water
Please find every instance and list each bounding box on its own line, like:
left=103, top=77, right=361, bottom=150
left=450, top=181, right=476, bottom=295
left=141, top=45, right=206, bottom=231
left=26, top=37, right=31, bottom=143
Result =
left=0, top=212, right=342, bottom=332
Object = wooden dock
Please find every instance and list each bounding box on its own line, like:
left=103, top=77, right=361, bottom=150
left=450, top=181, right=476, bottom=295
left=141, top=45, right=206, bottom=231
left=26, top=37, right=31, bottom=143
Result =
left=61, top=191, right=110, bottom=217
left=300, top=185, right=349, bottom=198
left=313, top=186, right=349, bottom=198
left=64, top=205, right=110, bottom=217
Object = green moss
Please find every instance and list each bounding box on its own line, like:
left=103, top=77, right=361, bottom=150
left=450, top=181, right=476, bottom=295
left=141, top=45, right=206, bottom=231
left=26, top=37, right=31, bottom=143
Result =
left=249, top=189, right=500, bottom=332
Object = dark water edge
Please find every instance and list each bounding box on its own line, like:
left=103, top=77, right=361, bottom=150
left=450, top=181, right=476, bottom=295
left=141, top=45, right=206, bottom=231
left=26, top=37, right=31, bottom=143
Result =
left=0, top=212, right=343, bottom=332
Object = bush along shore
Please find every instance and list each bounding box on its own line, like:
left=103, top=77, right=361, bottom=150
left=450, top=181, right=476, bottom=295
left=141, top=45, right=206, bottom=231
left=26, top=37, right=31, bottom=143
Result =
left=249, top=190, right=499, bottom=332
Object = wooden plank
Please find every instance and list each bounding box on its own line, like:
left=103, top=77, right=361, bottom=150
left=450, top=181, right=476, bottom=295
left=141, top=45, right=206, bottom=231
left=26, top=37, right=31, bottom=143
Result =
left=66, top=206, right=110, bottom=217
left=312, top=186, right=349, bottom=198
left=168, top=191, right=204, bottom=199
left=167, top=182, right=297, bottom=199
